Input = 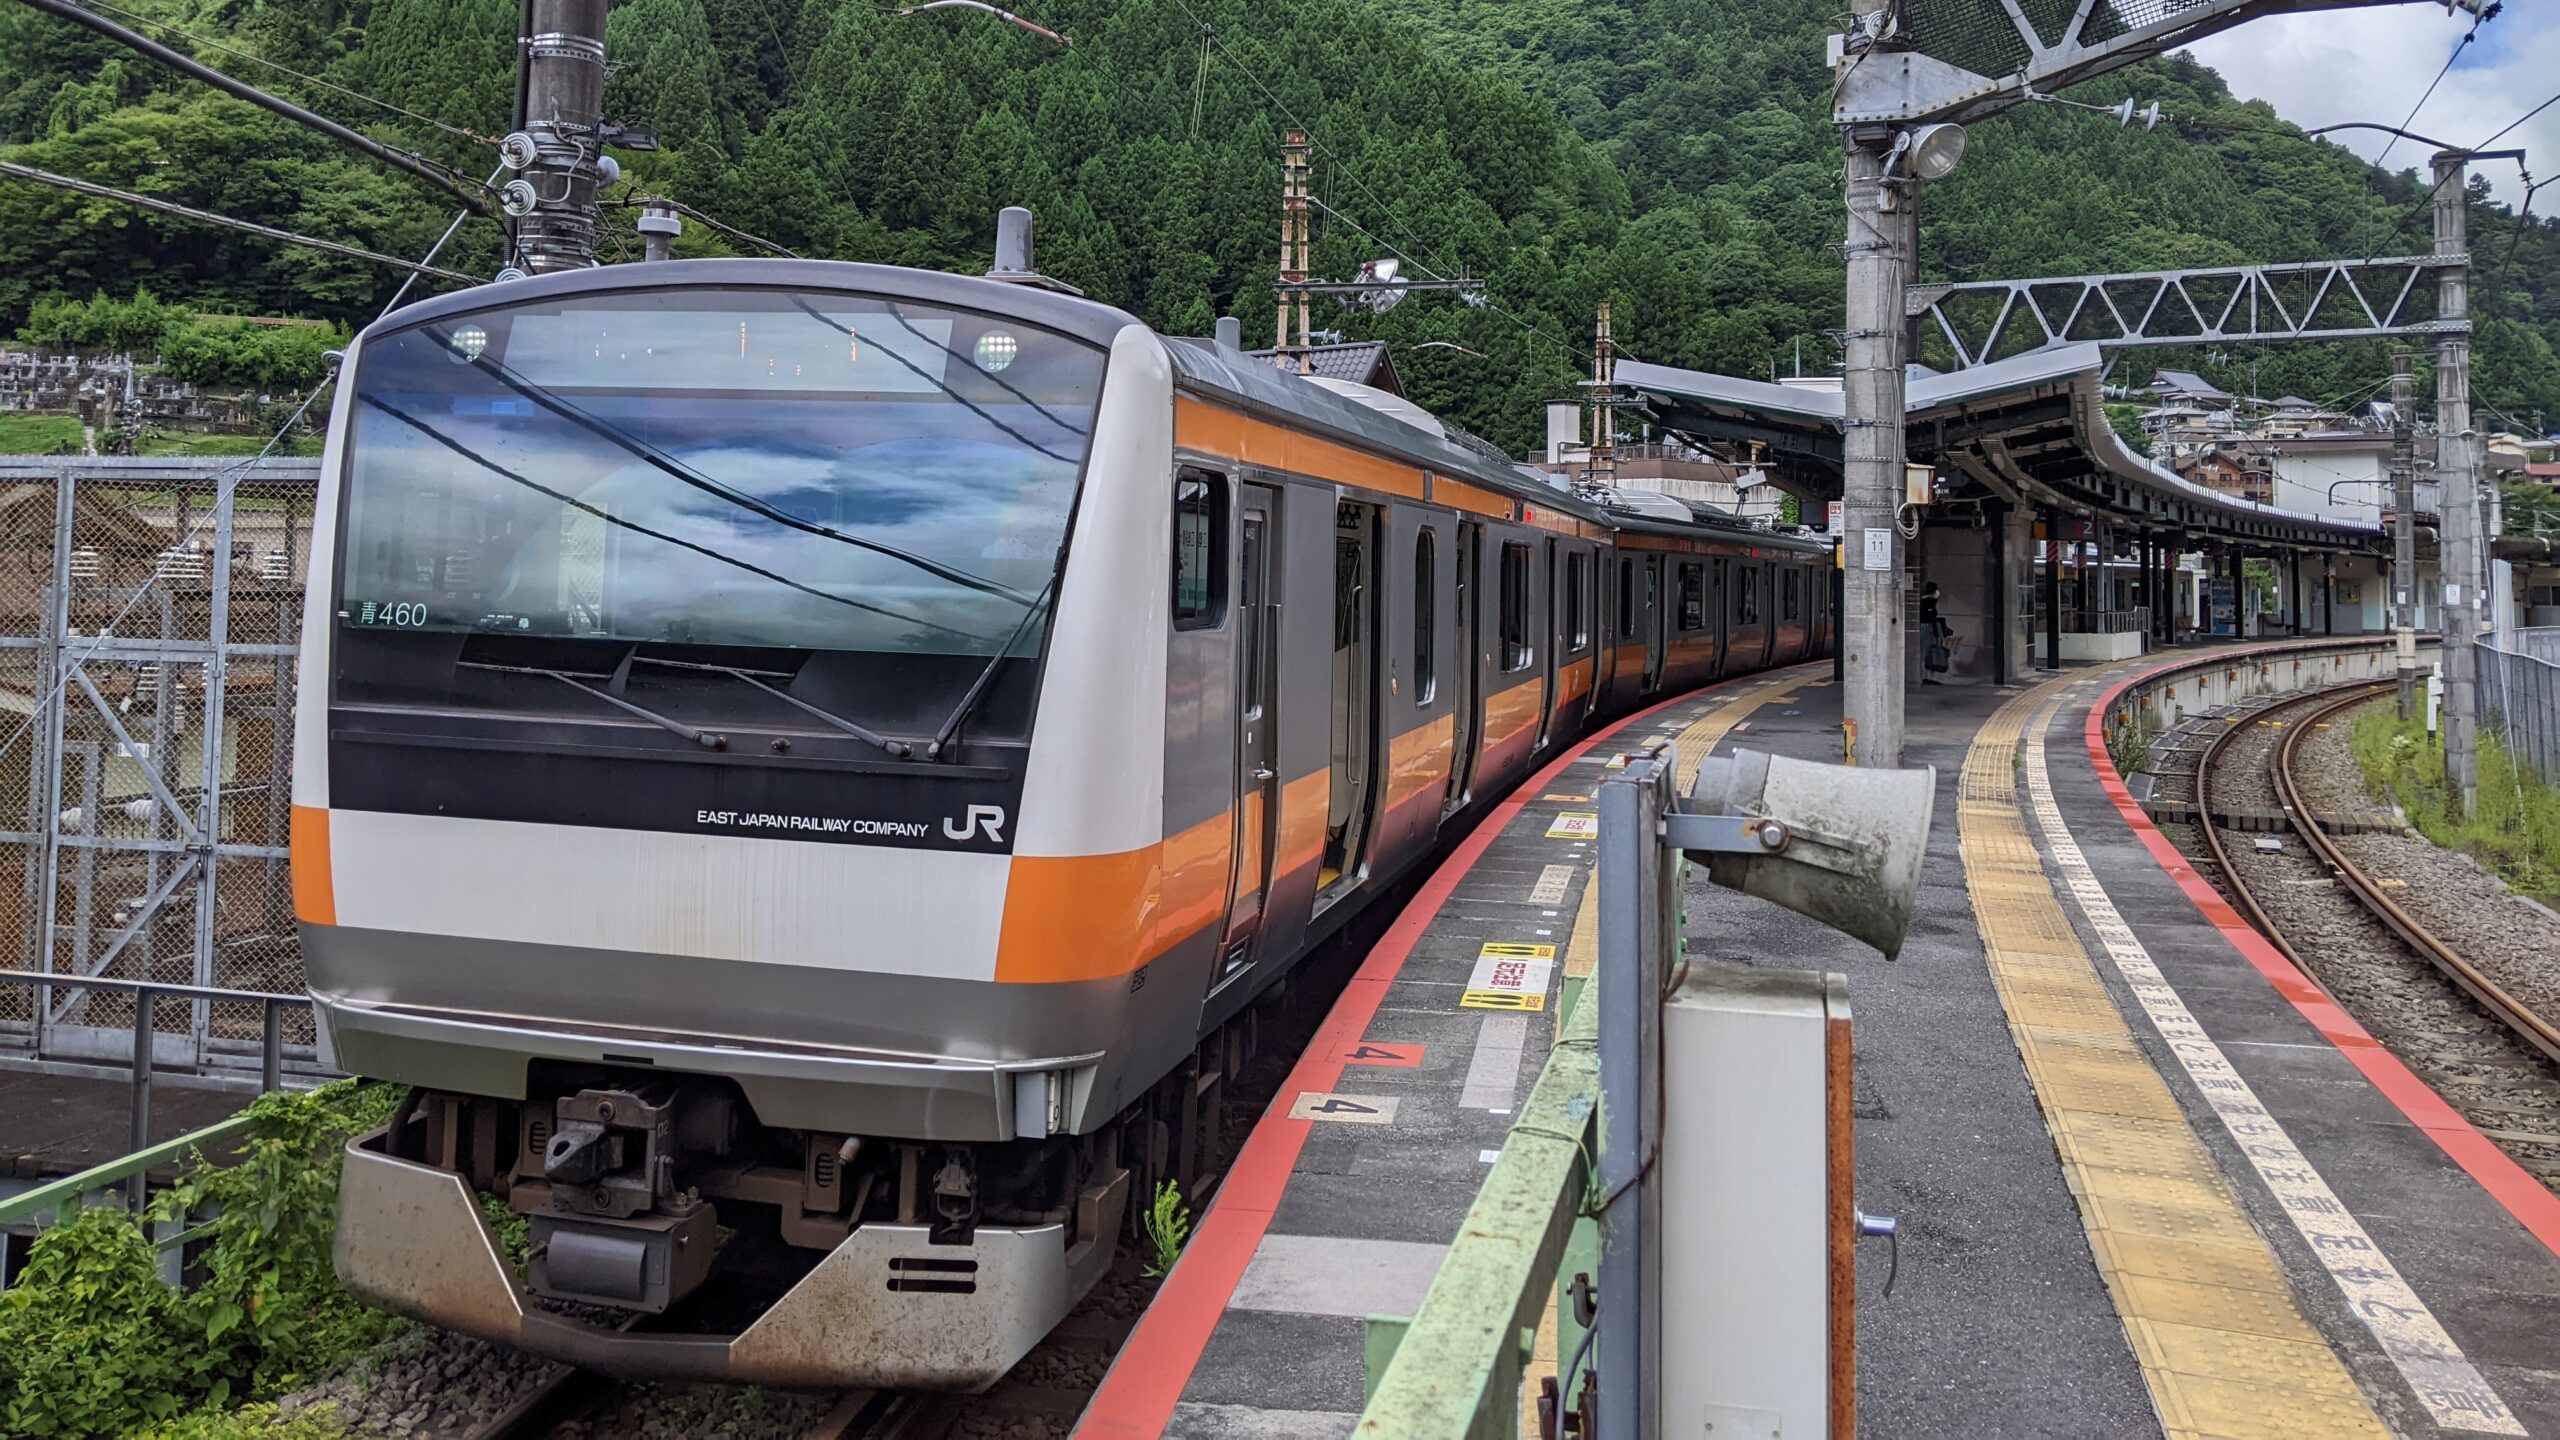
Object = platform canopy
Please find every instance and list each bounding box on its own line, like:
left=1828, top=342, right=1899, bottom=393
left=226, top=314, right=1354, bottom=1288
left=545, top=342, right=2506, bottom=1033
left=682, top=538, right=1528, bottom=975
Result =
left=1615, top=343, right=2385, bottom=554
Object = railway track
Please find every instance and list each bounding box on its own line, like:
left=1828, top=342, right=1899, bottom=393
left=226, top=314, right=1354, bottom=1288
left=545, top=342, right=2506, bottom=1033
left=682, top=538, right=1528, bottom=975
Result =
left=2194, top=682, right=2560, bottom=1068
left=2165, top=680, right=2560, bottom=1184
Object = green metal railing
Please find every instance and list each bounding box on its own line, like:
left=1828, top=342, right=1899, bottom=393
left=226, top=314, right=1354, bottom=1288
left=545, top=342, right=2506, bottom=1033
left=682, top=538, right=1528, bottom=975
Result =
left=1358, top=974, right=1602, bottom=1438
left=0, top=1112, right=252, bottom=1232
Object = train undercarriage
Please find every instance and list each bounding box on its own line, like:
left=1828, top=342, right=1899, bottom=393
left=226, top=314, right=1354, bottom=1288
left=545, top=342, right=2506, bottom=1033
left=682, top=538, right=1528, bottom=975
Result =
left=336, top=1016, right=1262, bottom=1390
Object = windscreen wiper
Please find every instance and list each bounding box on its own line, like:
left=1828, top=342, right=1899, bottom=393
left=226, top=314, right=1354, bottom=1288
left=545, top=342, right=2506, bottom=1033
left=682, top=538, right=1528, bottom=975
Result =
left=457, top=660, right=729, bottom=750
left=628, top=655, right=915, bottom=760
left=923, top=576, right=1056, bottom=760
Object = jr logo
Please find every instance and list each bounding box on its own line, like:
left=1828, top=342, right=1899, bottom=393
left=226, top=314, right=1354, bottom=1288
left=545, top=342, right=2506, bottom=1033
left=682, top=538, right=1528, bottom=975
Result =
left=943, top=804, right=1008, bottom=845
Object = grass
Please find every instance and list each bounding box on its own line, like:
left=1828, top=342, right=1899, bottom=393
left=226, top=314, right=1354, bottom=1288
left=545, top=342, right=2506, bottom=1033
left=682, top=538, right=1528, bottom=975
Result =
left=133, top=430, right=320, bottom=457
left=2352, top=704, right=2560, bottom=901
left=0, top=412, right=85, bottom=455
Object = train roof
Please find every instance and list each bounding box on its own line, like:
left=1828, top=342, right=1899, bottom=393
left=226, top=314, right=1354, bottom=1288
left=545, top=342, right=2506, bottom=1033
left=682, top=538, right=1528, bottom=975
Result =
left=364, top=258, right=1829, bottom=560
left=1162, top=336, right=1829, bottom=558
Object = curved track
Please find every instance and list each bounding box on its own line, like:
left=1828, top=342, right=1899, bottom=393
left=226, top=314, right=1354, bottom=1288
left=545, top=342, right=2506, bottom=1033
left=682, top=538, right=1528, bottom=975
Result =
left=2196, top=681, right=2560, bottom=1070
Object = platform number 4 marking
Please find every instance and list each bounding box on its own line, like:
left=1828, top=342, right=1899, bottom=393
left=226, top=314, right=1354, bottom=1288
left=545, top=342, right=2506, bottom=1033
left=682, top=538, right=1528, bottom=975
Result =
left=1289, top=1092, right=1399, bottom=1125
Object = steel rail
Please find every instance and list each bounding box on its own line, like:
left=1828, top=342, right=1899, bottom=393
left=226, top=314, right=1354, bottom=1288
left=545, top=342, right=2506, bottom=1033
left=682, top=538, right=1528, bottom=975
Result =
left=2189, top=686, right=2364, bottom=996
left=2267, top=687, right=2560, bottom=1069
left=2193, top=681, right=2560, bottom=1072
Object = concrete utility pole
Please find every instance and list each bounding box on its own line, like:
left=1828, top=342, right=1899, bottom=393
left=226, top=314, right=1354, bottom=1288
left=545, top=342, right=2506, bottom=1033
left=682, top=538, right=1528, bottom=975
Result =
left=2433, top=149, right=2478, bottom=812
left=1839, top=99, right=1915, bottom=766
left=504, top=0, right=608, bottom=272
left=1275, top=131, right=1312, bottom=375
left=2391, top=346, right=2419, bottom=719
left=1590, top=302, right=1618, bottom=490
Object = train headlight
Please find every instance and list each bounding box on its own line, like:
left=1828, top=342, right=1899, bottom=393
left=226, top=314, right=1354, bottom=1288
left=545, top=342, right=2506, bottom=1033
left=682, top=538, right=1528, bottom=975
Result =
left=447, top=325, right=490, bottom=364
left=974, top=331, right=1019, bottom=372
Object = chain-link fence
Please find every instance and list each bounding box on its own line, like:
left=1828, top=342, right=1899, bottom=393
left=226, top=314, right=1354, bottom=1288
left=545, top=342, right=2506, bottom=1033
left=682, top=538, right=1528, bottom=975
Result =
left=2482, top=628, right=2560, bottom=787
left=0, top=457, right=325, bottom=1084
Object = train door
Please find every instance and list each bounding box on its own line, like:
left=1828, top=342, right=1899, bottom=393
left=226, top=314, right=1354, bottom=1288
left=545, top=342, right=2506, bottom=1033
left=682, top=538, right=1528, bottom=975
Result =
left=1536, top=538, right=1559, bottom=748
left=1320, top=501, right=1377, bottom=902
left=1446, top=521, right=1481, bottom=811
left=1643, top=556, right=1666, bottom=688
left=1216, top=484, right=1282, bottom=992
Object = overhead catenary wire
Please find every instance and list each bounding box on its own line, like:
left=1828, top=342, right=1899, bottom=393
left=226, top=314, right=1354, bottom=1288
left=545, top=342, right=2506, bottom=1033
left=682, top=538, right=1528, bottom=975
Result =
left=12, top=0, right=498, bottom=216
left=0, top=161, right=483, bottom=283
left=63, top=0, right=501, bottom=145
left=2373, top=2, right=2493, bottom=171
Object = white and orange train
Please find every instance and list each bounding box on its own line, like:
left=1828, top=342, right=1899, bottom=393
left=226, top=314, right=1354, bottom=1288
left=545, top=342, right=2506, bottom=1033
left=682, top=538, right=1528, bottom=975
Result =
left=292, top=257, right=1833, bottom=1387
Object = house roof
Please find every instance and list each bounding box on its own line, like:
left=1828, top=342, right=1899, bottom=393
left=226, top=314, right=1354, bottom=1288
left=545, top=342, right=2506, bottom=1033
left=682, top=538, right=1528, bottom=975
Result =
left=1244, top=341, right=1405, bottom=397
left=2149, top=369, right=2232, bottom=402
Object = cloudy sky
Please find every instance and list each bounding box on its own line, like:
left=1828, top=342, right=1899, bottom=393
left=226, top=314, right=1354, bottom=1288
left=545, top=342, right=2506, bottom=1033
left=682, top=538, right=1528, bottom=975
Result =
left=2179, top=3, right=2557, bottom=210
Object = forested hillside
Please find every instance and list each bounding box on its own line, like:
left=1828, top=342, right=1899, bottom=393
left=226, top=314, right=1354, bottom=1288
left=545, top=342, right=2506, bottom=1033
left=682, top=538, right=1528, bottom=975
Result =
left=1, top=0, right=2554, bottom=452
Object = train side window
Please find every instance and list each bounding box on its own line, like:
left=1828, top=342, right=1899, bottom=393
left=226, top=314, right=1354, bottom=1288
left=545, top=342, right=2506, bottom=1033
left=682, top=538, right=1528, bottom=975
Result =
left=1677, top=562, right=1704, bottom=632
left=1173, top=469, right=1227, bottom=630
left=1617, top=559, right=1638, bottom=638
left=1414, top=529, right=1437, bottom=705
left=1783, top=571, right=1799, bottom=621
left=1565, top=551, right=1589, bottom=651
left=1499, top=541, right=1532, bottom=671
left=1738, top=567, right=1761, bottom=625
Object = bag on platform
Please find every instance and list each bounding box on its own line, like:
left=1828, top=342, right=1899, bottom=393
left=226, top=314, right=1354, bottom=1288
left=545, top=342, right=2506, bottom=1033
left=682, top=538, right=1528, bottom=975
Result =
left=1925, top=636, right=1951, bottom=673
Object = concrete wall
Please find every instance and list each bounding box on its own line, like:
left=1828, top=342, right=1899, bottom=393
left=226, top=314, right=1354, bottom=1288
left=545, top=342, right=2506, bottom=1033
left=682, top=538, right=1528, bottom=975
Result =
left=1911, top=519, right=2005, bottom=684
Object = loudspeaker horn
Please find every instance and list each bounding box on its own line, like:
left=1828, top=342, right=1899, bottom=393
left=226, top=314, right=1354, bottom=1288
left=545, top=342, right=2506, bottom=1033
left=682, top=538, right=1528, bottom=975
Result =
left=1683, top=748, right=1937, bottom=959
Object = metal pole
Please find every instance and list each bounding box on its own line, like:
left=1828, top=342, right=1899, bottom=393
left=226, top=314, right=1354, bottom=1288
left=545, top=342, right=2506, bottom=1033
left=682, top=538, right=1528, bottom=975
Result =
left=1596, top=745, right=1672, bottom=1440
left=511, top=0, right=607, bottom=272
left=1990, top=504, right=2010, bottom=683
left=1841, top=96, right=1911, bottom=766
left=2042, top=508, right=2061, bottom=669
left=2324, top=552, right=2334, bottom=636
left=128, top=986, right=152, bottom=1211
left=261, top=997, right=283, bottom=1093
left=2433, top=150, right=2478, bottom=810
left=2392, top=347, right=2419, bottom=716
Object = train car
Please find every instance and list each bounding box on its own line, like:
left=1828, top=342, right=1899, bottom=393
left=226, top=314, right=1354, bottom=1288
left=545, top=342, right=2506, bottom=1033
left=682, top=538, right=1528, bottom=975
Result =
left=291, top=256, right=1831, bottom=1388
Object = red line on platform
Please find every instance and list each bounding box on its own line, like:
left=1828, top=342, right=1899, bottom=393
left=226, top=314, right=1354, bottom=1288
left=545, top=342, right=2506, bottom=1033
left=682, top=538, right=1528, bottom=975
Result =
left=1074, top=662, right=1824, bottom=1439
left=2084, top=655, right=2560, bottom=1260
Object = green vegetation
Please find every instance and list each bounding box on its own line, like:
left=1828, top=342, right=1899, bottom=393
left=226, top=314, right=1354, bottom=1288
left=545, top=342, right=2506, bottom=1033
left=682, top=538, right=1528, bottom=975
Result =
left=2108, top=707, right=2160, bottom=779
left=2353, top=705, right=2560, bottom=900
left=130, top=1404, right=348, bottom=1440
left=17, top=289, right=347, bottom=389
left=2103, top=402, right=2154, bottom=458
left=1142, top=1177, right=1193, bottom=1278
left=2506, top=479, right=2560, bottom=539
left=0, top=1081, right=403, bottom=1440
left=1, top=0, right=2555, bottom=454
left=0, top=412, right=83, bottom=454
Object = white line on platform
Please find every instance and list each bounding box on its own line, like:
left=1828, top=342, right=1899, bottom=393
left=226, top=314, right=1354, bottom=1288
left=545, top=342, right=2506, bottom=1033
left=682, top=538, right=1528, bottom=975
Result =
left=1458, top=1014, right=1530, bottom=1111
left=2023, top=695, right=2523, bottom=1436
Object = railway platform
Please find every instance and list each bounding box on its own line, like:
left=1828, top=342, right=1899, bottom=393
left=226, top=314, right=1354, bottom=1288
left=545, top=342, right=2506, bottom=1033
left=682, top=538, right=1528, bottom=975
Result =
left=1078, top=640, right=2560, bottom=1440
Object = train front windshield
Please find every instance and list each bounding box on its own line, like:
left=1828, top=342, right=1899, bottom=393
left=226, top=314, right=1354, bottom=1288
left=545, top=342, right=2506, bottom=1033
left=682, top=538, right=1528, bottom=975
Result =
left=332, top=287, right=1105, bottom=745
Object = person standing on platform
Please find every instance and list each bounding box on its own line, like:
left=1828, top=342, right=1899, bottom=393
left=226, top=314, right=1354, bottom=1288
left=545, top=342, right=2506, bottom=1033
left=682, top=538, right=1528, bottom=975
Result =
left=1920, top=581, right=1955, bottom=685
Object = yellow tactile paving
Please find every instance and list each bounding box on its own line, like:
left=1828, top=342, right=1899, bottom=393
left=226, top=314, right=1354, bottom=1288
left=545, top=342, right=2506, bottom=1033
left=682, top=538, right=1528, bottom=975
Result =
left=1960, top=673, right=2390, bottom=1438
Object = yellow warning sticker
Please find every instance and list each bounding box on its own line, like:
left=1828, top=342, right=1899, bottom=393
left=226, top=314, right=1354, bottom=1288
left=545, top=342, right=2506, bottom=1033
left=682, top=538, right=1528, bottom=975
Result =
left=1461, top=944, right=1555, bottom=1010
left=1602, top=754, right=1629, bottom=770
left=1546, top=812, right=1599, bottom=839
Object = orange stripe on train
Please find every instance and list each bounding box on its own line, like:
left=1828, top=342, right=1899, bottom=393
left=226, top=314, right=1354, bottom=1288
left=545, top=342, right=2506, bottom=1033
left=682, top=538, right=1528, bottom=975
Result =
left=290, top=805, right=334, bottom=926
